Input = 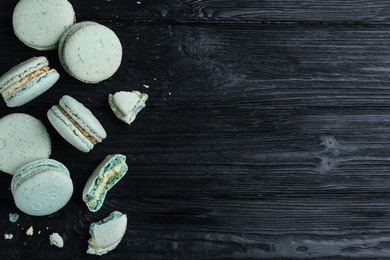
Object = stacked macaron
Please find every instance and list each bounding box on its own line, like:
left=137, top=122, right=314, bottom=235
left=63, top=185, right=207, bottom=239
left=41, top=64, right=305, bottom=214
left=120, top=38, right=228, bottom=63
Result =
left=0, top=0, right=150, bottom=256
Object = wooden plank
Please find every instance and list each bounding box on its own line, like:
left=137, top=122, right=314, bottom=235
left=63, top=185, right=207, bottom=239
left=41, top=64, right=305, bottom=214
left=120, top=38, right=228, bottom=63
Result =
left=1, top=23, right=390, bottom=198
left=1, top=7, right=390, bottom=258
left=2, top=196, right=390, bottom=259
left=3, top=1, right=390, bottom=22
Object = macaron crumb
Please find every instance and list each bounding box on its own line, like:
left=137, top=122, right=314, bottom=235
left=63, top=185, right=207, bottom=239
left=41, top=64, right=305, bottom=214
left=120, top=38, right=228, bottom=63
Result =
left=26, top=226, right=34, bottom=236
left=49, top=233, right=64, bottom=248
left=9, top=213, right=19, bottom=223
left=38, top=231, right=41, bottom=235
left=4, top=234, right=13, bottom=240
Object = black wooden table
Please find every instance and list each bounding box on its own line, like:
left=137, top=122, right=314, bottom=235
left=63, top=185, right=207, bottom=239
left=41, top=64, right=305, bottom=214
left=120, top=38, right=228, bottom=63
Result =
left=2, top=1, right=390, bottom=259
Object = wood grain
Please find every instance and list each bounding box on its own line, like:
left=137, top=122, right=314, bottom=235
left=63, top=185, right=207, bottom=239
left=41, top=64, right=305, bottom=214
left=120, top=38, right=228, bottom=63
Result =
left=1, top=0, right=390, bottom=259
left=3, top=196, right=390, bottom=259
left=3, top=1, right=390, bottom=22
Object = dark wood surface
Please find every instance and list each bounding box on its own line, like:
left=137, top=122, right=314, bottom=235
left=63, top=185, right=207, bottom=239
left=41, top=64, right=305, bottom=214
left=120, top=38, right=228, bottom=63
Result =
left=1, top=0, right=390, bottom=259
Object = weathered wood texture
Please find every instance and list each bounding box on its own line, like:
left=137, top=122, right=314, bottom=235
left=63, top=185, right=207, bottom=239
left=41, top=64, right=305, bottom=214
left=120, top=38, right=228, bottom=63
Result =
left=3, top=1, right=390, bottom=22
left=1, top=0, right=390, bottom=259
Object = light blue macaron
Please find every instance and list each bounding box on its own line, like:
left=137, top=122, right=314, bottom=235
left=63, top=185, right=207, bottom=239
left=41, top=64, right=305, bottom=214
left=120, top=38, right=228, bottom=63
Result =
left=0, top=56, right=59, bottom=107
left=47, top=95, right=107, bottom=152
left=82, top=154, right=128, bottom=212
left=58, top=21, right=122, bottom=84
left=11, top=159, right=73, bottom=216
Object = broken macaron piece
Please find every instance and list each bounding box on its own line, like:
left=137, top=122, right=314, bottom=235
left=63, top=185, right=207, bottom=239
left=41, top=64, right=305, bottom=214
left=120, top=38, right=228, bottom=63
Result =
left=82, top=154, right=128, bottom=212
left=47, top=95, right=107, bottom=152
left=108, top=91, right=148, bottom=125
left=87, top=211, right=127, bottom=256
left=0, top=57, right=59, bottom=107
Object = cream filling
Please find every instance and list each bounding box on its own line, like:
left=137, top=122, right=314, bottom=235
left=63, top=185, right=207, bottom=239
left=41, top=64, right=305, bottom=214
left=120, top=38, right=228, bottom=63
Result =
left=2, top=66, right=50, bottom=98
left=86, top=162, right=125, bottom=207
left=57, top=105, right=98, bottom=145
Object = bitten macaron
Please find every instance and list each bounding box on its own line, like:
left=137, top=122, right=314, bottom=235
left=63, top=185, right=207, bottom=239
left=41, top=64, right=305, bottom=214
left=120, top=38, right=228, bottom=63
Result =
left=47, top=95, right=107, bottom=152
left=0, top=57, right=59, bottom=107
left=11, top=159, right=73, bottom=216
left=0, top=113, right=51, bottom=175
left=13, top=0, right=76, bottom=50
left=58, top=21, right=122, bottom=84
left=109, top=91, right=148, bottom=125
left=83, top=154, right=128, bottom=212
left=87, top=211, right=127, bottom=256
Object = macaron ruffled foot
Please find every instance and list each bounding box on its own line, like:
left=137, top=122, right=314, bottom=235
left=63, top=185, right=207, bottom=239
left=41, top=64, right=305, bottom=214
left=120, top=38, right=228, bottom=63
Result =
left=108, top=91, right=148, bottom=125
left=83, top=154, right=128, bottom=212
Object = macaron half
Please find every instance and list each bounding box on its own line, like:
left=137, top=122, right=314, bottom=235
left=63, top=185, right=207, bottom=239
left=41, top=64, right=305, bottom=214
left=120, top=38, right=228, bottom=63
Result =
left=87, top=211, right=127, bottom=256
left=108, top=91, right=148, bottom=125
left=0, top=57, right=59, bottom=107
left=13, top=0, right=76, bottom=50
left=0, top=113, right=51, bottom=175
left=11, top=159, right=73, bottom=216
left=47, top=95, right=107, bottom=152
left=83, top=154, right=128, bottom=212
left=58, top=21, right=122, bottom=84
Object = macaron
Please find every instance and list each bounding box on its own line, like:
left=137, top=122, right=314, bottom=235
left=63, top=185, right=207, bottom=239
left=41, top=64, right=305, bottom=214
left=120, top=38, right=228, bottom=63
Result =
left=58, top=21, right=122, bottom=84
left=13, top=0, right=76, bottom=50
left=83, top=154, right=128, bottom=212
left=87, top=211, right=127, bottom=256
left=11, top=159, right=73, bottom=216
left=108, top=91, right=148, bottom=125
left=0, top=113, right=51, bottom=174
left=47, top=95, right=107, bottom=152
left=0, top=57, right=60, bottom=107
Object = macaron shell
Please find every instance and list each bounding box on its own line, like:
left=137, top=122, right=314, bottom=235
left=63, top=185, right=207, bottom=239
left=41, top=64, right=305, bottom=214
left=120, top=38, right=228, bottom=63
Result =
left=0, top=56, right=49, bottom=93
left=87, top=211, right=127, bottom=255
left=12, top=158, right=70, bottom=194
left=60, top=23, right=122, bottom=83
left=58, top=21, right=98, bottom=60
left=0, top=113, right=51, bottom=174
left=12, top=159, right=73, bottom=216
left=13, top=0, right=75, bottom=50
left=47, top=106, right=94, bottom=153
left=60, top=95, right=107, bottom=141
left=5, top=69, right=60, bottom=108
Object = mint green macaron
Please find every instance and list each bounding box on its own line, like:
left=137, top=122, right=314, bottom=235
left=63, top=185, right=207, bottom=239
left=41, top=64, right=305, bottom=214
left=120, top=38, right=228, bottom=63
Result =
left=58, top=21, right=122, bottom=83
left=11, top=159, right=73, bottom=216
left=47, top=95, right=107, bottom=152
left=0, top=57, right=59, bottom=107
